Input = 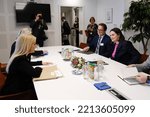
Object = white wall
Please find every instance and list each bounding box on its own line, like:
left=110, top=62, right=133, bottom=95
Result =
left=97, top=0, right=124, bottom=34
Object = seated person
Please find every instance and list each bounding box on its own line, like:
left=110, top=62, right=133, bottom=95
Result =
left=10, top=28, right=48, bottom=57
left=83, top=23, right=111, bottom=57
left=129, top=56, right=150, bottom=83
left=0, top=34, right=49, bottom=96
left=108, top=28, right=140, bottom=65
left=10, top=28, right=50, bottom=66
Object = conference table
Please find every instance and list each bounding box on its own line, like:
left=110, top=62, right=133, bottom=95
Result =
left=33, top=45, right=150, bottom=100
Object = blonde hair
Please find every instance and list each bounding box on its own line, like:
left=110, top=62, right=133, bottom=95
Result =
left=16, top=28, right=31, bottom=38
left=6, top=34, right=36, bottom=73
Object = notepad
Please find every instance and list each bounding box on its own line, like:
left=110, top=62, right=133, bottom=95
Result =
left=88, top=60, right=108, bottom=65
left=118, top=67, right=140, bottom=85
left=33, top=65, right=63, bottom=81
left=77, top=50, right=93, bottom=54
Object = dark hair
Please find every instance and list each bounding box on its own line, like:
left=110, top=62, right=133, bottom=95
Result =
left=61, top=16, right=66, bottom=21
left=89, top=17, right=95, bottom=22
left=99, top=23, right=107, bottom=31
left=110, top=28, right=125, bottom=41
left=36, top=11, right=42, bottom=15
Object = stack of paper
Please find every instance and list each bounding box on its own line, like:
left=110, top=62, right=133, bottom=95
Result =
left=33, top=65, right=63, bottom=81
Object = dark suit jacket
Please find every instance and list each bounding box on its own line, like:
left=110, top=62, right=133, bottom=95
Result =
left=0, top=55, right=42, bottom=95
left=30, top=20, right=48, bottom=44
left=108, top=40, right=140, bottom=65
left=89, top=34, right=111, bottom=57
left=62, top=21, right=71, bottom=35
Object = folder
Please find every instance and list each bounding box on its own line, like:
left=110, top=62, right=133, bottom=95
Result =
left=33, top=65, right=63, bottom=81
left=94, top=82, right=111, bottom=90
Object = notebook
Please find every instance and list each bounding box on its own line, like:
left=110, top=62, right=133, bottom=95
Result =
left=33, top=65, right=63, bottom=81
left=77, top=50, right=93, bottom=54
left=117, top=67, right=140, bottom=85
left=88, top=60, right=108, bottom=65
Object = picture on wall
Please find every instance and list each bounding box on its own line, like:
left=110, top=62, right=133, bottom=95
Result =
left=105, top=8, right=113, bottom=23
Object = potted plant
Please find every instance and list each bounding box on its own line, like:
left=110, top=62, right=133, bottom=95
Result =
left=122, top=0, right=150, bottom=62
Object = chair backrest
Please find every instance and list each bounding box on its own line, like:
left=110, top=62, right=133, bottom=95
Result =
left=79, top=42, right=88, bottom=49
left=0, top=89, right=38, bottom=100
left=139, top=54, right=149, bottom=63
left=0, top=63, right=6, bottom=90
left=0, top=63, right=7, bottom=75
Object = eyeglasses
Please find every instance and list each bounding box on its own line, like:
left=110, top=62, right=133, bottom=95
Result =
left=97, top=29, right=104, bottom=31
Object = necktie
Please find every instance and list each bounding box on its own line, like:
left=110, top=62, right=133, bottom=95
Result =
left=95, top=37, right=102, bottom=54
left=112, top=43, right=119, bottom=58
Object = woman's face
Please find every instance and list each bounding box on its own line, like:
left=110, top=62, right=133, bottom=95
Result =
left=30, top=42, right=36, bottom=53
left=110, top=31, right=120, bottom=43
left=90, top=18, right=95, bottom=24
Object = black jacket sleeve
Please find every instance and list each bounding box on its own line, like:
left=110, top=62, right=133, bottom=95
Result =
left=31, top=50, right=44, bottom=56
left=18, top=60, right=42, bottom=78
left=126, top=41, right=140, bottom=64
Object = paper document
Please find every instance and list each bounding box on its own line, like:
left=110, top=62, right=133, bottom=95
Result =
left=118, top=67, right=140, bottom=85
left=121, top=67, right=138, bottom=78
left=33, top=65, right=63, bottom=81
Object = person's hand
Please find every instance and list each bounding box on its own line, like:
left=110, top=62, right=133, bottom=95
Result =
left=83, top=46, right=90, bottom=52
left=35, top=16, right=40, bottom=22
left=128, top=64, right=136, bottom=67
left=42, top=62, right=53, bottom=65
left=136, top=73, right=148, bottom=83
left=35, top=14, right=42, bottom=22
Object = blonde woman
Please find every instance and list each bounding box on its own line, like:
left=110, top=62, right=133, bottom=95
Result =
left=0, top=34, right=42, bottom=96
left=10, top=28, right=50, bottom=65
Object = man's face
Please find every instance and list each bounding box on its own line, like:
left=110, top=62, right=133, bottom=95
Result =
left=97, top=25, right=105, bottom=36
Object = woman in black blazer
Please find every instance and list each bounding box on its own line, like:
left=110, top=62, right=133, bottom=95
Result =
left=10, top=28, right=51, bottom=67
left=108, top=28, right=140, bottom=65
left=0, top=34, right=42, bottom=96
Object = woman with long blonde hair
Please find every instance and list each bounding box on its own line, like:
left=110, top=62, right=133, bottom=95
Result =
left=10, top=28, right=49, bottom=59
left=0, top=34, right=42, bottom=96
left=10, top=28, right=50, bottom=66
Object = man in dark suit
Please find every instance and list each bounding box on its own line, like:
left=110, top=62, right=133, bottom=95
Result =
left=83, top=23, right=111, bottom=57
left=30, top=12, right=48, bottom=47
left=61, top=16, right=71, bottom=45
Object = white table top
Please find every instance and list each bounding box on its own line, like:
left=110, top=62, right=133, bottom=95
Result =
left=33, top=46, right=150, bottom=100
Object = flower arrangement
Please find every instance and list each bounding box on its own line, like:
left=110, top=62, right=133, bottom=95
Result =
left=71, top=56, right=85, bottom=69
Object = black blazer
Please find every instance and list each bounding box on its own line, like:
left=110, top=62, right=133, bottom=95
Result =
left=89, top=34, right=111, bottom=57
left=0, top=55, right=42, bottom=95
left=30, top=20, right=48, bottom=41
left=108, top=40, right=140, bottom=65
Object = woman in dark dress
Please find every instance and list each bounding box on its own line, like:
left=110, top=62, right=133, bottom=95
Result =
left=86, top=17, right=98, bottom=44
